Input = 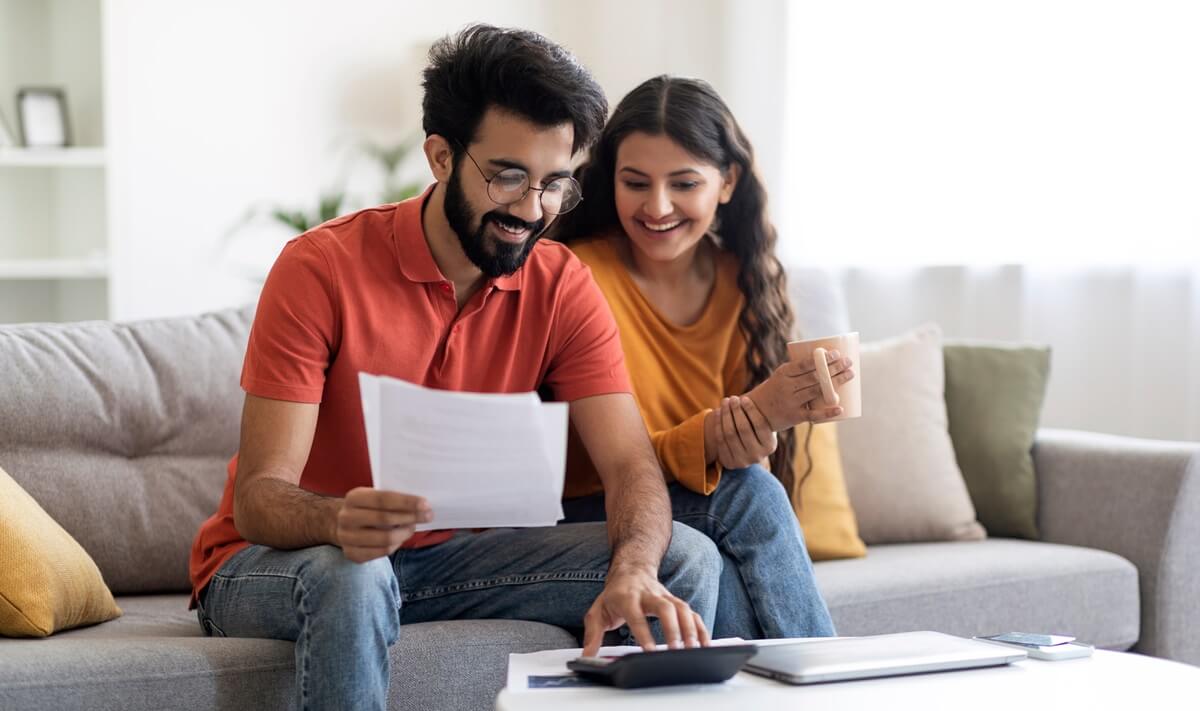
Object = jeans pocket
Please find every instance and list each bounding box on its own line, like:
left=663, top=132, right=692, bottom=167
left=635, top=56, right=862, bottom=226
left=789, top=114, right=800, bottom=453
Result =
left=195, top=596, right=228, bottom=638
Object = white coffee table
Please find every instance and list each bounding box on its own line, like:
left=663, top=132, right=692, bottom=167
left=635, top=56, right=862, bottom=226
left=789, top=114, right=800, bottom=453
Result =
left=496, top=649, right=1200, bottom=710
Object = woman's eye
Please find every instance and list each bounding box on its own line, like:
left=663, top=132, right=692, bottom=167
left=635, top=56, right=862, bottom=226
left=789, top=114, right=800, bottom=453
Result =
left=622, top=181, right=649, bottom=190
left=673, top=181, right=699, bottom=190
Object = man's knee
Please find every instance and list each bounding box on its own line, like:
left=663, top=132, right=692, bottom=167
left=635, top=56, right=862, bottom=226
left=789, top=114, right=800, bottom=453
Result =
left=298, top=547, right=400, bottom=633
left=660, top=523, right=721, bottom=619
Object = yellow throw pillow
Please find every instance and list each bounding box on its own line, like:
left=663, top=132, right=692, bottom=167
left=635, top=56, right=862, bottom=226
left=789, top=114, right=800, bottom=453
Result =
left=791, top=423, right=867, bottom=561
left=0, top=466, right=121, bottom=637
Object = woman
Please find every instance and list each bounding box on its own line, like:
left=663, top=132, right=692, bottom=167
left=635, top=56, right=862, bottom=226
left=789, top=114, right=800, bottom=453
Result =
left=555, top=76, right=854, bottom=640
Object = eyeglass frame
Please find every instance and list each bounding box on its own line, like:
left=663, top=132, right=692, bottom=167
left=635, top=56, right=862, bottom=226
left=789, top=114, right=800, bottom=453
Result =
left=455, top=143, right=583, bottom=216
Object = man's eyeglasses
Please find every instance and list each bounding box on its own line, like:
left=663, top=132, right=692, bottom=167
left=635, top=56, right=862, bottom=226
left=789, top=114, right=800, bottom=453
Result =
left=458, top=147, right=583, bottom=216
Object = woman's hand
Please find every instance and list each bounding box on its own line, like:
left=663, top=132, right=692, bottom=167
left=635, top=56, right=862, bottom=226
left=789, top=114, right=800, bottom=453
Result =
left=712, top=396, right=778, bottom=470
left=746, top=350, right=855, bottom=430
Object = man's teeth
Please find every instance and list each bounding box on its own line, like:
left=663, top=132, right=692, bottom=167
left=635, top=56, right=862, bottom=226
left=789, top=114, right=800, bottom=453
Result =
left=643, top=220, right=682, bottom=232
left=497, top=223, right=527, bottom=235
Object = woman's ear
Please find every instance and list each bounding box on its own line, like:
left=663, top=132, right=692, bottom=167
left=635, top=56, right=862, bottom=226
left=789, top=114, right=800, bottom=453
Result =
left=719, top=163, right=742, bottom=204
left=424, top=135, right=455, bottom=182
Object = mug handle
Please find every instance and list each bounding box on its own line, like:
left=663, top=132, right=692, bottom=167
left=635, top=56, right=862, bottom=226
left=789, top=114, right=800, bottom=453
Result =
left=812, top=347, right=840, bottom=407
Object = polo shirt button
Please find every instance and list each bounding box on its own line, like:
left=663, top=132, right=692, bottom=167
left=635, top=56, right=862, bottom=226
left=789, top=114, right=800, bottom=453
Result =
left=439, top=282, right=451, bottom=293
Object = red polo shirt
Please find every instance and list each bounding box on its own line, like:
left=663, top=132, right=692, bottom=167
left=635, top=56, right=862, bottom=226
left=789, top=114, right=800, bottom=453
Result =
left=189, top=186, right=631, bottom=604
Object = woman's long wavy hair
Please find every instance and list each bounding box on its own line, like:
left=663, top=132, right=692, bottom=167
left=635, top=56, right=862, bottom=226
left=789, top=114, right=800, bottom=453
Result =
left=555, top=75, right=798, bottom=492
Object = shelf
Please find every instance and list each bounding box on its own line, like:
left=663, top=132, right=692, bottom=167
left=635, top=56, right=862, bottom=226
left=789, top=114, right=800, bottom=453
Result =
left=0, top=148, right=107, bottom=167
left=0, top=259, right=109, bottom=279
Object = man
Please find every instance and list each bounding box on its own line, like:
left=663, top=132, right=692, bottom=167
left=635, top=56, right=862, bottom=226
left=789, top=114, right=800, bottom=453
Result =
left=189, top=25, right=719, bottom=710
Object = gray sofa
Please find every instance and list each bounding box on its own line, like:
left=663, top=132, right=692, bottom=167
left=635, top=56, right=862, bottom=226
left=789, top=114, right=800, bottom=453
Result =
left=1, top=286, right=1197, bottom=710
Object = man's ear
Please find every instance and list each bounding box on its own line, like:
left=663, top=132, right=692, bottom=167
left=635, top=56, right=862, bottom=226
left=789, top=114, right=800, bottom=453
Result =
left=424, top=135, right=455, bottom=182
left=719, top=163, right=742, bottom=204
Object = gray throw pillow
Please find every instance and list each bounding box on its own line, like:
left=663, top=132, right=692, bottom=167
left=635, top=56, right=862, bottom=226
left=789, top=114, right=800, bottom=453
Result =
left=943, top=342, right=1051, bottom=539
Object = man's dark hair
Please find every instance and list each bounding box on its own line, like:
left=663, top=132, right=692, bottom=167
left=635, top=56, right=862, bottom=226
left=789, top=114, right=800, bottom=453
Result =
left=422, top=24, right=608, bottom=155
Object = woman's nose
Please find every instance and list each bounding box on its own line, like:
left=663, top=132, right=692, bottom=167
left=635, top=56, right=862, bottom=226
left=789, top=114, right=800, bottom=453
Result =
left=644, top=186, right=672, bottom=219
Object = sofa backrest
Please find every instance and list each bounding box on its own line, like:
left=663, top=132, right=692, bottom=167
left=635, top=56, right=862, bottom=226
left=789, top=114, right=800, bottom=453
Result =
left=0, top=307, right=252, bottom=594
left=0, top=268, right=846, bottom=596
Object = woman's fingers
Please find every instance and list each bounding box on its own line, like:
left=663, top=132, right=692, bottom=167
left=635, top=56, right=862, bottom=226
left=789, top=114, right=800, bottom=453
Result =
left=738, top=397, right=778, bottom=452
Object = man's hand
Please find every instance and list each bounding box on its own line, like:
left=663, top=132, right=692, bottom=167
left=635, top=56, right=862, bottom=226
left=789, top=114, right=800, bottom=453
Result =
left=581, top=565, right=711, bottom=657
left=336, top=487, right=432, bottom=563
left=712, top=396, right=778, bottom=470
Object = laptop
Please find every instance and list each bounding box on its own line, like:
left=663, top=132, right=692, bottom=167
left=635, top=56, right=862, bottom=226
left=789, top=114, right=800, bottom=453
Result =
left=743, top=631, right=1027, bottom=684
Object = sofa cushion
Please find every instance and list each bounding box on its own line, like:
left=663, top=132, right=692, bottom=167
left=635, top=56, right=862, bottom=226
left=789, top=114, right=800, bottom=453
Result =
left=0, top=595, right=578, bottom=711
left=0, top=466, right=122, bottom=637
left=944, top=341, right=1051, bottom=539
left=0, top=307, right=252, bottom=595
left=836, top=324, right=987, bottom=543
left=814, top=539, right=1139, bottom=650
left=791, top=422, right=867, bottom=561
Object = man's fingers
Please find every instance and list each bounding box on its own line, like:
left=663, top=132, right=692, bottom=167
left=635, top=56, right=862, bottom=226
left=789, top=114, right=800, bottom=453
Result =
left=345, top=487, right=430, bottom=514
left=694, top=611, right=712, bottom=646
left=673, top=598, right=700, bottom=647
left=581, top=607, right=612, bottom=657
left=337, top=525, right=414, bottom=549
left=623, top=601, right=657, bottom=652
left=652, top=598, right=685, bottom=649
left=340, top=507, right=427, bottom=529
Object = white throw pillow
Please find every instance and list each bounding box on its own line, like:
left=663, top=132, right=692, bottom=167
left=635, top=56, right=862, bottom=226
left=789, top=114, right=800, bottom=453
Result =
left=836, top=323, right=987, bottom=544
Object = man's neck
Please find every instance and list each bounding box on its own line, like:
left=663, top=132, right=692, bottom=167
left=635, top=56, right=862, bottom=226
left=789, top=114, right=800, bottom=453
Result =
left=421, top=183, right=485, bottom=310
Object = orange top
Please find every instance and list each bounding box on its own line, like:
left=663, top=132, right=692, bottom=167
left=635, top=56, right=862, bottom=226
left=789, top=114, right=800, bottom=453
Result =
left=189, top=187, right=631, bottom=604
left=564, top=236, right=747, bottom=498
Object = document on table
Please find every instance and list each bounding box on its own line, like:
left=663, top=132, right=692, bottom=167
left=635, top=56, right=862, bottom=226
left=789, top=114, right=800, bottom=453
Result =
left=359, top=373, right=567, bottom=530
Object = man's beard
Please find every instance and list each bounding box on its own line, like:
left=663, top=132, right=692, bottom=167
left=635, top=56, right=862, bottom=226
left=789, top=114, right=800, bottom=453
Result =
left=443, top=168, right=546, bottom=278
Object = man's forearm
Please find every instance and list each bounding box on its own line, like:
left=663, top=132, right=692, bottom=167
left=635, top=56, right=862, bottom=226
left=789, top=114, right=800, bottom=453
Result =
left=233, top=476, right=341, bottom=550
left=603, top=461, right=673, bottom=574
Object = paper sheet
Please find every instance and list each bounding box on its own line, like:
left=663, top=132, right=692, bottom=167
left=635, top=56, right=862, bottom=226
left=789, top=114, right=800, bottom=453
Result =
left=359, top=373, right=567, bottom=530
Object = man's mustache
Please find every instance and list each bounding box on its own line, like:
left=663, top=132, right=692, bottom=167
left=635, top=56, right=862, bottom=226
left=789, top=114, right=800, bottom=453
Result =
left=484, top=211, right=546, bottom=238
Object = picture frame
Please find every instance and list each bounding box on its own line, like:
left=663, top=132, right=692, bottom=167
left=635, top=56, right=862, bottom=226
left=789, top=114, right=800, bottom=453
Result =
left=16, top=87, right=71, bottom=148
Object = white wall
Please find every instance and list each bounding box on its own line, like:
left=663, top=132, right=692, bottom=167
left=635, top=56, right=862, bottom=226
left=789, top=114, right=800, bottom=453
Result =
left=103, top=0, right=773, bottom=321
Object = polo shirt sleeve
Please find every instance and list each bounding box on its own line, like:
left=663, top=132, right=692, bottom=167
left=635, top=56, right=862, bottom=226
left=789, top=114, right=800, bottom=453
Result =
left=240, top=235, right=339, bottom=403
left=542, top=262, right=633, bottom=402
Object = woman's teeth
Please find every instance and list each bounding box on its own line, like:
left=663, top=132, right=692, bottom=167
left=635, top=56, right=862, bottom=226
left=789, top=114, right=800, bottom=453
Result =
left=642, top=219, right=683, bottom=232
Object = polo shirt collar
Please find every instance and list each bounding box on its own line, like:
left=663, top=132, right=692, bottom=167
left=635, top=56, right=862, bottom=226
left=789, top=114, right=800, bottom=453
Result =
left=393, top=184, right=524, bottom=291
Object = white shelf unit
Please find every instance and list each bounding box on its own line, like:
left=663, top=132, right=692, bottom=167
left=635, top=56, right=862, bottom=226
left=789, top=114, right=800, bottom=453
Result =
left=0, top=0, right=109, bottom=324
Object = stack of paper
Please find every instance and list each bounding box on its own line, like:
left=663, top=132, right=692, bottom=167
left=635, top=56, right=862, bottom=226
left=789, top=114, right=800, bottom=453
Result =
left=358, top=373, right=568, bottom=530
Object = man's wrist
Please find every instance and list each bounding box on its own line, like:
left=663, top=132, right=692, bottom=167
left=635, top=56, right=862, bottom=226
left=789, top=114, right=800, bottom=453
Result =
left=608, top=557, right=658, bottom=579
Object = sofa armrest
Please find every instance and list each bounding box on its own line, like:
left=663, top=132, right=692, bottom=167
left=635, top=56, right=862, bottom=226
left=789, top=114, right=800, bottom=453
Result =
left=1033, top=428, right=1200, bottom=665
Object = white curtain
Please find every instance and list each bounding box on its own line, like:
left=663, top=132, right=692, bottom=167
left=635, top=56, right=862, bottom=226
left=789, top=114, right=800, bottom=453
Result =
left=835, top=265, right=1200, bottom=442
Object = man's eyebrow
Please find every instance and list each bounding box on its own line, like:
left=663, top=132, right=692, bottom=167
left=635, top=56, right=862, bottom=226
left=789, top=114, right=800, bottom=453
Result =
left=487, top=158, right=572, bottom=180
left=618, top=166, right=703, bottom=177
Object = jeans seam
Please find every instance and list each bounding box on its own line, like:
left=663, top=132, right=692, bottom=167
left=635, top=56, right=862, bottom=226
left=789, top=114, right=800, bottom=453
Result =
left=296, top=576, right=311, bottom=711
left=674, top=510, right=777, bottom=637
left=404, top=570, right=607, bottom=601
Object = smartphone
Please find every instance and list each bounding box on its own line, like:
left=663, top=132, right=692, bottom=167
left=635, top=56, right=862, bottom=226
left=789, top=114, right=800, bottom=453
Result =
left=567, top=645, right=758, bottom=688
left=977, top=632, right=1075, bottom=648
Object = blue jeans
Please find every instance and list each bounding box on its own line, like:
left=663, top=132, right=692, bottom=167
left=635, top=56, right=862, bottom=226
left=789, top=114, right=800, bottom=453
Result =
left=197, top=521, right=720, bottom=711
left=562, top=464, right=836, bottom=640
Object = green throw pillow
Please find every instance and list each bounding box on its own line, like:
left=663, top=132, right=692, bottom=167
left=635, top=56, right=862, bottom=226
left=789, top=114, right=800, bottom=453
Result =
left=943, top=342, right=1051, bottom=539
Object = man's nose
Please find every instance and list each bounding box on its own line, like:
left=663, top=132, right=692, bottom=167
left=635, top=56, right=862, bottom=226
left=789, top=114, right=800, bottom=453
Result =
left=507, top=189, right=543, bottom=224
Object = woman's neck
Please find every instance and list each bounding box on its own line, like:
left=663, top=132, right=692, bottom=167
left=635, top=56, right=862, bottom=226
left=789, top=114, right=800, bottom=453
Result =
left=618, top=233, right=715, bottom=289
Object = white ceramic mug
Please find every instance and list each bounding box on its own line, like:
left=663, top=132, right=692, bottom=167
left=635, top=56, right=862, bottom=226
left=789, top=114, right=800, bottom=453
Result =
left=785, top=332, right=861, bottom=421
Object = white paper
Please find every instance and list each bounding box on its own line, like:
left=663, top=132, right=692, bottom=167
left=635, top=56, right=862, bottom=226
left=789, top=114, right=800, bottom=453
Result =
left=505, top=639, right=768, bottom=692
left=359, top=373, right=567, bottom=530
